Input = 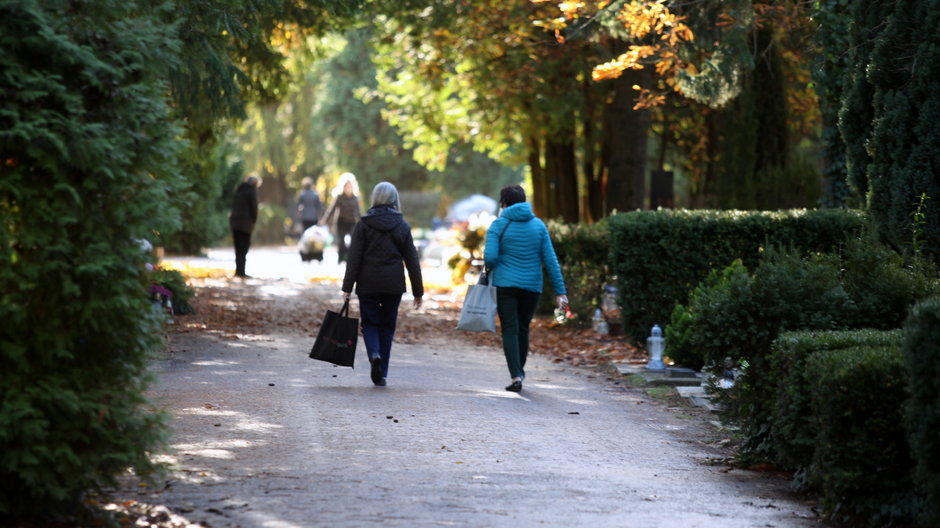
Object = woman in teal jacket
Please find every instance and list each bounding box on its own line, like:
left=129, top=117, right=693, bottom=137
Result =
left=484, top=185, right=568, bottom=392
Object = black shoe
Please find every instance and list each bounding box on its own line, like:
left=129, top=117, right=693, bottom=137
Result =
left=370, top=356, right=383, bottom=386
left=505, top=380, right=522, bottom=392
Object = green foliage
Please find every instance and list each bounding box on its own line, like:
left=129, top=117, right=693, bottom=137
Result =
left=835, top=0, right=940, bottom=264
left=768, top=330, right=902, bottom=479
left=667, top=260, right=754, bottom=371
left=162, top=137, right=243, bottom=254
left=166, top=0, right=364, bottom=254
left=836, top=0, right=891, bottom=200
left=712, top=28, right=821, bottom=211
left=903, top=296, right=940, bottom=527
left=811, top=0, right=858, bottom=207
left=311, top=27, right=521, bottom=203
left=0, top=0, right=183, bottom=514
left=671, top=251, right=853, bottom=459
left=806, top=346, right=916, bottom=526
left=610, top=208, right=867, bottom=343
left=253, top=203, right=292, bottom=245
left=839, top=237, right=940, bottom=329
left=546, top=220, right=611, bottom=324
left=672, top=238, right=936, bottom=462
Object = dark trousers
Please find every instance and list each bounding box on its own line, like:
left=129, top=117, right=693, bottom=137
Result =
left=357, top=293, right=402, bottom=378
left=301, top=220, right=316, bottom=232
left=496, top=287, right=541, bottom=379
left=335, top=220, right=356, bottom=263
left=232, top=230, right=252, bottom=277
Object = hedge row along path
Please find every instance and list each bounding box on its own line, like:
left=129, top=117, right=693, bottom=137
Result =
left=106, top=246, right=824, bottom=527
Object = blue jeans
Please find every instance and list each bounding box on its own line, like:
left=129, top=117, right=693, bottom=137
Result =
left=496, top=287, right=540, bottom=379
left=357, top=293, right=402, bottom=378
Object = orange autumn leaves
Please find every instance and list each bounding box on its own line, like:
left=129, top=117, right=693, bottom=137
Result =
left=534, top=0, right=694, bottom=109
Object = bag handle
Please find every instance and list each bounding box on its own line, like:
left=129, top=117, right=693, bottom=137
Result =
left=339, top=299, right=350, bottom=317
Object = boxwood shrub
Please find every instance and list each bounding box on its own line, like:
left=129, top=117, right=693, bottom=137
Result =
left=668, top=250, right=854, bottom=460
left=545, top=220, right=611, bottom=324
left=608, top=208, right=867, bottom=343
left=903, top=296, right=940, bottom=527
left=806, top=346, right=916, bottom=526
left=768, top=330, right=902, bottom=481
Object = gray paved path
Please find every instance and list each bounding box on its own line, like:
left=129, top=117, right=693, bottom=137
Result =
left=128, top=330, right=819, bottom=527
left=120, top=247, right=821, bottom=527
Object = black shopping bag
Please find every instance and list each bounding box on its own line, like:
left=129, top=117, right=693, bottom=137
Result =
left=309, top=300, right=358, bottom=367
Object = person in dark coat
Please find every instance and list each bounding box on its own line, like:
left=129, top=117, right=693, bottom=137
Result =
left=296, top=177, right=322, bottom=231
left=342, top=181, right=423, bottom=387
left=229, top=175, right=261, bottom=278
left=484, top=185, right=567, bottom=393
left=320, top=172, right=361, bottom=264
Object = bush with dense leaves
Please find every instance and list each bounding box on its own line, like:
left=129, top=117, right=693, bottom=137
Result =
left=609, top=208, right=866, bottom=343
left=667, top=251, right=851, bottom=372
left=670, top=238, right=937, bottom=462
left=0, top=0, right=182, bottom=516
left=806, top=346, right=916, bottom=526
left=545, top=220, right=611, bottom=324
left=839, top=239, right=939, bottom=329
left=903, top=296, right=940, bottom=528
left=667, top=250, right=853, bottom=460
left=768, top=330, right=902, bottom=480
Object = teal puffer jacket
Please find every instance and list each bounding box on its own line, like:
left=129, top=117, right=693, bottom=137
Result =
left=483, top=202, right=566, bottom=295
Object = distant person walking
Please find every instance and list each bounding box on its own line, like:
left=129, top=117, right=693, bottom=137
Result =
left=484, top=185, right=567, bottom=392
left=296, top=177, right=322, bottom=231
left=320, top=172, right=361, bottom=264
left=229, top=175, right=261, bottom=279
left=342, top=182, right=423, bottom=387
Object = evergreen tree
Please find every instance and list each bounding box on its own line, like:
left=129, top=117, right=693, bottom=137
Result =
left=839, top=0, right=940, bottom=262
left=0, top=0, right=185, bottom=514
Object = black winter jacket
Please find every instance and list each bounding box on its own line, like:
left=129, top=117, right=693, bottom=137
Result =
left=342, top=206, right=423, bottom=298
left=229, top=182, right=258, bottom=233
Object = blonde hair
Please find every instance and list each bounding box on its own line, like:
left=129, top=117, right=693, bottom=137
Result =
left=370, top=181, right=401, bottom=212
left=330, top=172, right=360, bottom=197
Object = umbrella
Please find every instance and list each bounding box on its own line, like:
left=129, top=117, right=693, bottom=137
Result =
left=447, top=194, right=498, bottom=221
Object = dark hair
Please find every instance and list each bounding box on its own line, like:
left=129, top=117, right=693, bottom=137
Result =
left=499, top=185, right=526, bottom=207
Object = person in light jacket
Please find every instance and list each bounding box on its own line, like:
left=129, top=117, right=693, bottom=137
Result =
left=229, top=175, right=261, bottom=278
left=342, top=182, right=423, bottom=387
left=484, top=185, right=567, bottom=392
left=320, top=172, right=361, bottom=263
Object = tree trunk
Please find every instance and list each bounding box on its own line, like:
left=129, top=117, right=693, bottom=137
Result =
left=603, top=69, right=649, bottom=213
left=546, top=134, right=579, bottom=223
left=527, top=135, right=548, bottom=219
left=583, top=78, right=603, bottom=222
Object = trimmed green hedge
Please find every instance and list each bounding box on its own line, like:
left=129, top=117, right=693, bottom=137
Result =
left=806, top=346, right=916, bottom=525
left=769, top=330, right=902, bottom=478
left=546, top=220, right=611, bottom=324
left=904, top=296, right=940, bottom=527
left=608, top=208, right=867, bottom=343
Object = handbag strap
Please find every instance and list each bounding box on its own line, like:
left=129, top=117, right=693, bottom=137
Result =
left=339, top=299, right=350, bottom=317
left=482, top=219, right=512, bottom=284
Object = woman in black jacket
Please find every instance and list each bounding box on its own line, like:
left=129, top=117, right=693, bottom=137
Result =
left=342, top=182, right=423, bottom=386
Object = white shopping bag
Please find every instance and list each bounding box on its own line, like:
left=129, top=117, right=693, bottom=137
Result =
left=456, top=271, right=498, bottom=333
